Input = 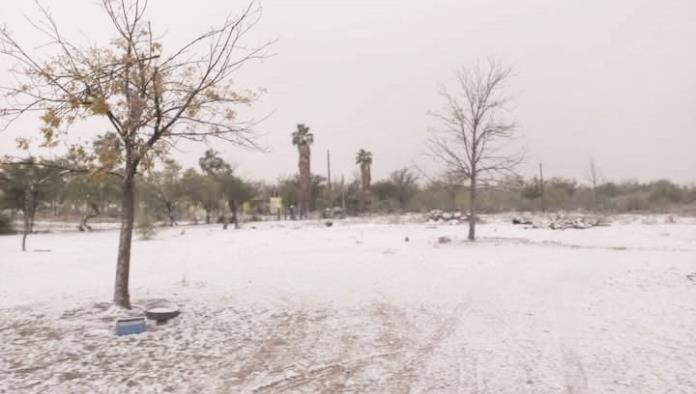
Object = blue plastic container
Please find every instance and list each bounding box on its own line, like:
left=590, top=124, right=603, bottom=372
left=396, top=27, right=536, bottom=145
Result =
left=115, top=317, right=147, bottom=336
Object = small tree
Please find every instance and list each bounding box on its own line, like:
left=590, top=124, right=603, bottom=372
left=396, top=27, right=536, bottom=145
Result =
left=182, top=169, right=220, bottom=224
left=292, top=124, right=313, bottom=219
left=0, top=1, right=268, bottom=308
left=135, top=208, right=158, bottom=240
left=56, top=148, right=122, bottom=231
left=143, top=159, right=183, bottom=227
left=428, top=60, right=522, bottom=240
left=198, top=149, right=254, bottom=229
left=277, top=176, right=300, bottom=218
left=222, top=175, right=256, bottom=228
left=62, top=174, right=120, bottom=231
left=372, top=168, right=419, bottom=212
left=0, top=159, right=64, bottom=251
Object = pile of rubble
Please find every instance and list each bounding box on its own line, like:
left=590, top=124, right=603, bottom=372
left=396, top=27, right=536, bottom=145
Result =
left=512, top=213, right=610, bottom=230
left=546, top=215, right=603, bottom=230
left=426, top=210, right=468, bottom=225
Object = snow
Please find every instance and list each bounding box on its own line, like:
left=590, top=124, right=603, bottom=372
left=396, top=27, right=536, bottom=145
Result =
left=1, top=215, right=696, bottom=393
left=146, top=307, right=178, bottom=314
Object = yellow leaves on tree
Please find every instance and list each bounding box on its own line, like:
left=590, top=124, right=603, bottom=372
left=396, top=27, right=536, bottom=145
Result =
left=92, top=133, right=122, bottom=179
left=41, top=109, right=61, bottom=129
left=68, top=95, right=81, bottom=109
left=15, top=137, right=30, bottom=150
left=230, top=91, right=252, bottom=105
left=205, top=89, right=221, bottom=101
left=224, top=109, right=236, bottom=121
left=89, top=95, right=110, bottom=115
left=39, top=109, right=62, bottom=147
left=186, top=100, right=201, bottom=117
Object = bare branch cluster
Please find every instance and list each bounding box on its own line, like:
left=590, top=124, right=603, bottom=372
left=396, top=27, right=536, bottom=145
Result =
left=427, top=59, right=523, bottom=184
left=0, top=0, right=269, bottom=174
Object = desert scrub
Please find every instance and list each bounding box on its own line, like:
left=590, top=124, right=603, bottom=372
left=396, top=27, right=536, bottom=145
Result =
left=0, top=213, right=15, bottom=235
left=136, top=211, right=158, bottom=240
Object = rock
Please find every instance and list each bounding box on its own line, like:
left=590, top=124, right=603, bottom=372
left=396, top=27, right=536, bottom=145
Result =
left=512, top=216, right=532, bottom=225
left=438, top=236, right=452, bottom=244
left=427, top=210, right=466, bottom=225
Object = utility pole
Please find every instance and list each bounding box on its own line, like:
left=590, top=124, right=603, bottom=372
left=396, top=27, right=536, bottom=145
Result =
left=327, top=150, right=332, bottom=195
left=539, top=162, right=545, bottom=212
left=341, top=174, right=346, bottom=212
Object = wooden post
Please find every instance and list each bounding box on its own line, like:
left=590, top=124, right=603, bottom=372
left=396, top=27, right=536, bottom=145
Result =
left=341, top=175, right=346, bottom=212
left=539, top=162, right=545, bottom=212
left=327, top=150, right=332, bottom=195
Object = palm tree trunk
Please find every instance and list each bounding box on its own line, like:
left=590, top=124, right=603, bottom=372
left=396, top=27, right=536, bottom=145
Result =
left=298, top=144, right=311, bottom=220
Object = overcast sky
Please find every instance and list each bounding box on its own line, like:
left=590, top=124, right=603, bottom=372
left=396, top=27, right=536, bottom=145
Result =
left=1, top=0, right=695, bottom=184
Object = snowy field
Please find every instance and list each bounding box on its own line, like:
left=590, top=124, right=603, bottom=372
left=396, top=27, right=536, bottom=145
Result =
left=1, top=215, right=696, bottom=393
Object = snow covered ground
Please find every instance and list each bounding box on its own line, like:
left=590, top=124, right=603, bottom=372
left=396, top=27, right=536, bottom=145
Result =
left=1, top=215, right=696, bottom=393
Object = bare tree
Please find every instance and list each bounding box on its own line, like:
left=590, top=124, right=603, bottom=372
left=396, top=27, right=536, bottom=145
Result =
left=586, top=158, right=602, bottom=209
left=428, top=60, right=522, bottom=240
left=0, top=0, right=268, bottom=308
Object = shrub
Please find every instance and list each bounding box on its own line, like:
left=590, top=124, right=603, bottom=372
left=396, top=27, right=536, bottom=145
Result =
left=136, top=211, right=158, bottom=240
left=0, top=213, right=15, bottom=235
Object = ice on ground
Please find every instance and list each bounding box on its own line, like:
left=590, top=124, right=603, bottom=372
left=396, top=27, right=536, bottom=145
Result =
left=1, top=216, right=696, bottom=393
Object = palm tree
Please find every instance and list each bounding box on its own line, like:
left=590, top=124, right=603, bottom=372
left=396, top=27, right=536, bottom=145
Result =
left=355, top=149, right=373, bottom=212
left=292, top=124, right=314, bottom=219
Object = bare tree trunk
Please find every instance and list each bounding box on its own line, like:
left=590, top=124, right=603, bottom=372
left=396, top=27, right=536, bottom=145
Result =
left=113, top=167, right=136, bottom=309
left=167, top=202, right=176, bottom=227
left=230, top=200, right=239, bottom=229
left=222, top=203, right=229, bottom=230
left=205, top=209, right=211, bottom=224
left=21, top=189, right=36, bottom=252
left=21, top=216, right=29, bottom=252
left=468, top=174, right=477, bottom=241
left=79, top=203, right=99, bottom=232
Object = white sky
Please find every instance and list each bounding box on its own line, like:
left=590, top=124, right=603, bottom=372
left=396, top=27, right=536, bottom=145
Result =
left=1, top=0, right=695, bottom=184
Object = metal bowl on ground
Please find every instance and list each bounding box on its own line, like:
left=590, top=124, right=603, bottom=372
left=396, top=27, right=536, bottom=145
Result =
left=144, top=307, right=180, bottom=324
